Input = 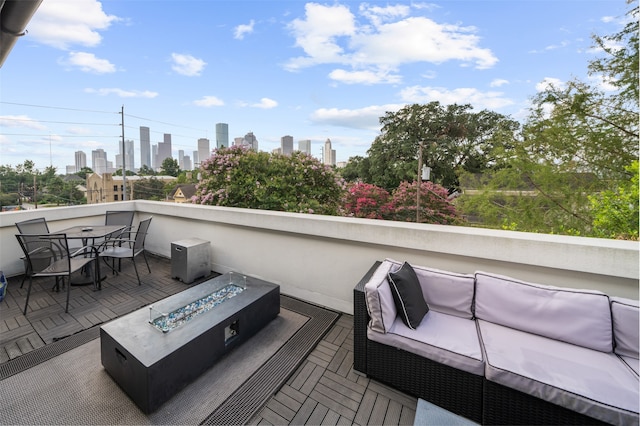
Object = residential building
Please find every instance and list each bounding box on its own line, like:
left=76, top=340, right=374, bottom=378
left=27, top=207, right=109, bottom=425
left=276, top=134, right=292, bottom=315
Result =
left=140, top=126, right=151, bottom=168
left=168, top=184, right=197, bottom=203
left=216, top=123, right=229, bottom=149
left=298, top=139, right=311, bottom=155
left=281, top=135, right=293, bottom=155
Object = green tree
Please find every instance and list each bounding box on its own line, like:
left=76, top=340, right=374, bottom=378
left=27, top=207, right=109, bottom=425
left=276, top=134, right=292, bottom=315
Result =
left=76, top=167, right=94, bottom=180
left=589, top=161, right=639, bottom=240
left=193, top=146, right=346, bottom=215
left=389, top=181, right=458, bottom=224
left=160, top=158, right=180, bottom=177
left=366, top=102, right=519, bottom=192
left=133, top=177, right=166, bottom=200
left=457, top=3, right=638, bottom=237
left=137, top=165, right=156, bottom=176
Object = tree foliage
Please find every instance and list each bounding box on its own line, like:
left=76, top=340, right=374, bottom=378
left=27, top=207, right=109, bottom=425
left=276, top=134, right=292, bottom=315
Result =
left=343, top=182, right=392, bottom=219
left=363, top=102, right=519, bottom=192
left=457, top=3, right=638, bottom=238
left=390, top=181, right=458, bottom=224
left=133, top=177, right=166, bottom=201
left=193, top=146, right=346, bottom=215
left=160, top=158, right=180, bottom=177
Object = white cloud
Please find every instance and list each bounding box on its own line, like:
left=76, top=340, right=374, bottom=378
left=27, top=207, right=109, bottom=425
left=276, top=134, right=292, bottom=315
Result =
left=66, top=51, right=115, bottom=73
left=328, top=68, right=401, bottom=85
left=535, top=77, right=564, bottom=92
left=251, top=98, right=278, bottom=109
left=0, top=115, right=47, bottom=130
left=285, top=3, right=497, bottom=82
left=310, top=104, right=403, bottom=130
left=400, top=86, right=514, bottom=110
left=29, top=0, right=119, bottom=49
left=234, top=20, right=255, bottom=40
left=490, top=78, right=509, bottom=87
left=84, top=88, right=159, bottom=98
left=194, top=96, right=225, bottom=107
left=171, top=53, right=206, bottom=76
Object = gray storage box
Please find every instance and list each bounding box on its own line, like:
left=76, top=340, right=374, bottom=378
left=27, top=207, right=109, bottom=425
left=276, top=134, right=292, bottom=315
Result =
left=171, top=238, right=210, bottom=283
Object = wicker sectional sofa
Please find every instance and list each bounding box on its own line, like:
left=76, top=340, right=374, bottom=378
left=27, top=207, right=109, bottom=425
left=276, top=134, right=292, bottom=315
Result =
left=353, top=259, right=639, bottom=425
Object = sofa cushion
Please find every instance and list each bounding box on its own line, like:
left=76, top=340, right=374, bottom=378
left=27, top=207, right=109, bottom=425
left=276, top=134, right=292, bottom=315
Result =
left=611, top=297, right=639, bottom=359
left=478, top=319, right=639, bottom=425
left=620, top=355, right=639, bottom=376
left=475, top=272, right=613, bottom=352
left=364, top=260, right=397, bottom=333
left=368, top=311, right=484, bottom=376
left=388, top=262, right=429, bottom=329
left=382, top=258, right=475, bottom=319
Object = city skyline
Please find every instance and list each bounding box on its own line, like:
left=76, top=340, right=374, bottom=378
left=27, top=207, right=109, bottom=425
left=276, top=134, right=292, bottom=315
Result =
left=66, top=125, right=336, bottom=174
left=0, top=1, right=628, bottom=172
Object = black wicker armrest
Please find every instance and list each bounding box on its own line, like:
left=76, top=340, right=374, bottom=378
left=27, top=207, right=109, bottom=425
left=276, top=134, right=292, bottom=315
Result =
left=353, top=260, right=381, bottom=375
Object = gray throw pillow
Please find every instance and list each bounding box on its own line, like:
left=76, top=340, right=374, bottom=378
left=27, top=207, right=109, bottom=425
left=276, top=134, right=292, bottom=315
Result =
left=388, top=262, right=429, bottom=329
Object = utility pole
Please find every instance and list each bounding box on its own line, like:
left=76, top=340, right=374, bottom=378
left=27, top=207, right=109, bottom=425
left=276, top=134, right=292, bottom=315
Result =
left=120, top=105, right=127, bottom=201
left=416, top=141, right=423, bottom=223
left=33, top=174, right=37, bottom=209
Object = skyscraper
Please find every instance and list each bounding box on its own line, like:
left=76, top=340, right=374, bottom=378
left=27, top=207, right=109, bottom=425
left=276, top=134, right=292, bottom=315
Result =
left=178, top=150, right=185, bottom=169
left=119, top=139, right=134, bottom=172
left=92, top=149, right=107, bottom=174
left=198, top=138, right=210, bottom=166
left=193, top=150, right=199, bottom=168
left=75, top=150, right=87, bottom=171
left=140, top=126, right=151, bottom=168
left=216, top=123, right=229, bottom=149
left=281, top=135, right=293, bottom=156
left=243, top=132, right=258, bottom=151
left=157, top=134, right=172, bottom=169
left=152, top=144, right=158, bottom=170
left=298, top=139, right=311, bottom=155
left=323, top=138, right=336, bottom=166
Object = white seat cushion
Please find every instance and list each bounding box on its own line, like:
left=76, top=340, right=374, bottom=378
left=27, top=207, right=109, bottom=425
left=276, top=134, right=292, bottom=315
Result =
left=368, top=311, right=484, bottom=376
left=478, top=320, right=639, bottom=425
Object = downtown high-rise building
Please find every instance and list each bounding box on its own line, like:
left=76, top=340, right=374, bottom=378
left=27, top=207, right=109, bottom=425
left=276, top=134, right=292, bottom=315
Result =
left=323, top=138, right=336, bottom=166
left=152, top=144, right=158, bottom=170
left=216, top=123, right=229, bottom=149
left=197, top=138, right=210, bottom=166
left=193, top=150, right=199, bottom=168
left=156, top=134, right=172, bottom=170
left=298, top=139, right=311, bottom=155
left=178, top=150, right=185, bottom=169
left=140, top=126, right=151, bottom=168
left=281, top=135, right=293, bottom=156
left=92, top=149, right=108, bottom=174
left=242, top=132, right=258, bottom=151
left=117, top=139, right=134, bottom=171
left=75, top=150, right=87, bottom=171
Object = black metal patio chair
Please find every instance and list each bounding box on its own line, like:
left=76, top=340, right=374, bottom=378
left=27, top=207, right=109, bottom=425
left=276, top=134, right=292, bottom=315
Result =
left=15, top=217, right=50, bottom=289
left=98, top=217, right=152, bottom=286
left=16, top=233, right=99, bottom=315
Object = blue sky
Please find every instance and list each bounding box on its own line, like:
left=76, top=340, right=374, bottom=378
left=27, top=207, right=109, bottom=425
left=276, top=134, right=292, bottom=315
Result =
left=0, top=0, right=629, bottom=173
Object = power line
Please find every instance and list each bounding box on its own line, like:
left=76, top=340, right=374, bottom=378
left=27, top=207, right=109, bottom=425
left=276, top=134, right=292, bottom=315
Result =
left=0, top=101, right=119, bottom=115
left=1, top=117, right=118, bottom=126
left=125, top=113, right=208, bottom=133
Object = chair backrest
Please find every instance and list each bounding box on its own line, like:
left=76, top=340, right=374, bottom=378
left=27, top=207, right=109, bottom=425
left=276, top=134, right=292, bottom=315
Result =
left=133, top=217, right=152, bottom=252
left=105, top=210, right=135, bottom=227
left=16, top=217, right=49, bottom=235
left=16, top=233, right=70, bottom=274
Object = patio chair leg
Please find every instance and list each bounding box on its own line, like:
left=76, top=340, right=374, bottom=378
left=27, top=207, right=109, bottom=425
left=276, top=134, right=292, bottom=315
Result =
left=65, top=277, right=71, bottom=313
left=143, top=251, right=151, bottom=273
left=23, top=276, right=34, bottom=315
left=132, top=258, right=141, bottom=286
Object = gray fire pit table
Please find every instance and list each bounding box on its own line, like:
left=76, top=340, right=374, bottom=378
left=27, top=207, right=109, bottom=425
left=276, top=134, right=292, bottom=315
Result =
left=100, top=272, right=280, bottom=413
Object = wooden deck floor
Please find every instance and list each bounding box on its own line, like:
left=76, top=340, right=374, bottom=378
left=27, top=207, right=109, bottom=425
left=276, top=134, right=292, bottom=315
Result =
left=0, top=254, right=417, bottom=425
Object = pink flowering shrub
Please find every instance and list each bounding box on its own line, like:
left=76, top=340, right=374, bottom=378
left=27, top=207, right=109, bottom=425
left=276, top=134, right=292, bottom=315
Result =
left=390, top=181, right=458, bottom=224
left=192, top=146, right=346, bottom=215
left=343, top=182, right=393, bottom=219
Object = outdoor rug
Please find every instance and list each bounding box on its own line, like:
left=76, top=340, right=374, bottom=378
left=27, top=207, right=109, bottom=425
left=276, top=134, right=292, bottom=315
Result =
left=0, top=295, right=339, bottom=425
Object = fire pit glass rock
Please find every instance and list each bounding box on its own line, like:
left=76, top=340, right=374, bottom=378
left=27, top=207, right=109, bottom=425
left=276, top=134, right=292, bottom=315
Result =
left=149, top=272, right=246, bottom=333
